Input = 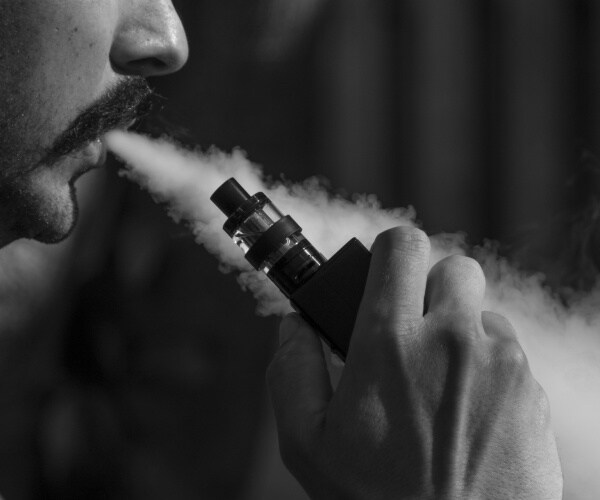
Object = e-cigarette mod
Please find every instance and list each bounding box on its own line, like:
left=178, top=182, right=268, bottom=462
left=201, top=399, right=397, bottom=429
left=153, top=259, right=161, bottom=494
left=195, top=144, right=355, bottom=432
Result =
left=211, top=178, right=371, bottom=360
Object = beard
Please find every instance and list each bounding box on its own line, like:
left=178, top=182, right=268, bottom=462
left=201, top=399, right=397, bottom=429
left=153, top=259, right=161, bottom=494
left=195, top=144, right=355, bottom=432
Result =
left=0, top=168, right=79, bottom=244
left=0, top=77, right=152, bottom=246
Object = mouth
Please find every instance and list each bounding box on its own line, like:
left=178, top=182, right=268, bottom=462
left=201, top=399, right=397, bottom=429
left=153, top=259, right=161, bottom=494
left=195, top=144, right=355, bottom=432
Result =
left=67, top=138, right=109, bottom=184
left=82, top=137, right=108, bottom=171
left=76, top=121, right=138, bottom=174
left=62, top=116, right=144, bottom=187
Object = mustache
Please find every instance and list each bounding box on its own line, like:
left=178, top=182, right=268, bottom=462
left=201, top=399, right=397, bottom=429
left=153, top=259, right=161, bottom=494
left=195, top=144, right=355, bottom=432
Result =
left=43, top=77, right=154, bottom=165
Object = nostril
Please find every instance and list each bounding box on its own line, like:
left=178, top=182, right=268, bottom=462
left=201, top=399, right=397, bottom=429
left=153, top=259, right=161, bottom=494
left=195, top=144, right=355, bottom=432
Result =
left=127, top=57, right=169, bottom=75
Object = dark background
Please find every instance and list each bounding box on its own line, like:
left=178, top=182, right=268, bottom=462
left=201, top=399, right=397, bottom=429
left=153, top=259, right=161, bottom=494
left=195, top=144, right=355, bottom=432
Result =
left=162, top=0, right=600, bottom=287
left=0, top=0, right=599, bottom=498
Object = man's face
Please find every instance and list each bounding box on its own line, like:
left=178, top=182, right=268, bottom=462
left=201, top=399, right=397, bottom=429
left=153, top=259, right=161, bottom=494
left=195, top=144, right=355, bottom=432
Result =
left=0, top=0, right=188, bottom=245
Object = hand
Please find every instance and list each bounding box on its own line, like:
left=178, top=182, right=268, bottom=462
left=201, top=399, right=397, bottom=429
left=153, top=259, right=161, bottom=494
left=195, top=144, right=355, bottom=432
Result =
left=267, top=227, right=562, bottom=500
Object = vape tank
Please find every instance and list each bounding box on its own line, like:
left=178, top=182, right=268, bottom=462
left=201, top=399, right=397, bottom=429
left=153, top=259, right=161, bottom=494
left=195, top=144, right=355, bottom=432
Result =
left=211, top=178, right=371, bottom=360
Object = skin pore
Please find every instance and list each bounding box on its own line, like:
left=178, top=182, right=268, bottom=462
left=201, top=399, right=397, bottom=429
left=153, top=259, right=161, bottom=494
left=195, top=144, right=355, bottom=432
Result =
left=0, top=0, right=188, bottom=246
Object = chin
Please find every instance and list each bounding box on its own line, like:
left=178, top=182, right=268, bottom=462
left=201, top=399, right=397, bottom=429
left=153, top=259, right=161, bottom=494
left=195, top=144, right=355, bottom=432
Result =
left=0, top=171, right=80, bottom=246
left=28, top=185, right=79, bottom=244
left=33, top=211, right=78, bottom=244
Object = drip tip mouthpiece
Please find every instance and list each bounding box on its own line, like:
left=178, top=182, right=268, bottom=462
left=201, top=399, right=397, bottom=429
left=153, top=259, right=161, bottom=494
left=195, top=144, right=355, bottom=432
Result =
left=210, top=178, right=251, bottom=217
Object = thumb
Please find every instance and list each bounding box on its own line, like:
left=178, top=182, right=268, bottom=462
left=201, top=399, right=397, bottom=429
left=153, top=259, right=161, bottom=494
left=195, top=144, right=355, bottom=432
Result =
left=267, top=314, right=332, bottom=442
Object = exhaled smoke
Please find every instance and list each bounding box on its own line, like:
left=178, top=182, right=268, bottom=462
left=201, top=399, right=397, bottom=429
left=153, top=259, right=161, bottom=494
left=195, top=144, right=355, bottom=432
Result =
left=105, top=130, right=460, bottom=315
left=106, top=130, right=600, bottom=499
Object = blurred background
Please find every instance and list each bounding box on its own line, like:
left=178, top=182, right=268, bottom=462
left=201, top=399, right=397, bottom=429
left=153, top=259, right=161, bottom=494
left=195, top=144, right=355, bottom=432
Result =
left=1, top=0, right=599, bottom=498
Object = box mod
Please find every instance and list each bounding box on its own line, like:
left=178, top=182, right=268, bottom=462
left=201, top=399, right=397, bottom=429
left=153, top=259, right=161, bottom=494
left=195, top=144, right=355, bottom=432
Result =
left=211, top=178, right=371, bottom=360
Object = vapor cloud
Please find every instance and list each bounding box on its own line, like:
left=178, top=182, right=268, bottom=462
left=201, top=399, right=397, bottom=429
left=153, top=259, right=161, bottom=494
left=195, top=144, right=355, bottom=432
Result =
left=106, top=130, right=600, bottom=499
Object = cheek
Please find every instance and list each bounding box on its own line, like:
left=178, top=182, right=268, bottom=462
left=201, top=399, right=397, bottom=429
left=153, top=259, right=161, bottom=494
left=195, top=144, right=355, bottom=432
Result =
left=0, top=1, right=117, bottom=156
left=38, top=11, right=114, bottom=98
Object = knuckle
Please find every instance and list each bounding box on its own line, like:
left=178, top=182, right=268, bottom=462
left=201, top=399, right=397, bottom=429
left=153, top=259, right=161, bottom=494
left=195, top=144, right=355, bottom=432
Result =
left=430, top=312, right=481, bottom=346
left=361, top=305, right=423, bottom=336
left=481, top=310, right=517, bottom=338
left=446, top=329, right=478, bottom=358
left=423, top=315, right=484, bottom=376
left=431, top=255, right=485, bottom=282
left=355, top=310, right=424, bottom=357
left=424, top=317, right=481, bottom=370
left=373, top=226, right=430, bottom=256
left=492, top=337, right=530, bottom=371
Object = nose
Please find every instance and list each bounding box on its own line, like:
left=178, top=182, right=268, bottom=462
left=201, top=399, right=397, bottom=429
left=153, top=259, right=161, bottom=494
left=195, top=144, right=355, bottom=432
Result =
left=111, top=0, right=189, bottom=77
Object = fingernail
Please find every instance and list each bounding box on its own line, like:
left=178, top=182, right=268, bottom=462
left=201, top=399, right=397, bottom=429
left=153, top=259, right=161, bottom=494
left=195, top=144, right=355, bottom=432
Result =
left=279, top=314, right=302, bottom=345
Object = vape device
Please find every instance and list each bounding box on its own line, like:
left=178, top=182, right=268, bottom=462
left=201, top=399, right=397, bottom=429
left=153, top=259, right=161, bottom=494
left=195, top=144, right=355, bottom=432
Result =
left=211, top=178, right=371, bottom=360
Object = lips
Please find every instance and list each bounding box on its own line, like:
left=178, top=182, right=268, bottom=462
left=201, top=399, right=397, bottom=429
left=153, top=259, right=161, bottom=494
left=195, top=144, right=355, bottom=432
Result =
left=68, top=137, right=108, bottom=181
left=70, top=120, right=137, bottom=179
left=95, top=137, right=108, bottom=167
left=85, top=137, right=107, bottom=168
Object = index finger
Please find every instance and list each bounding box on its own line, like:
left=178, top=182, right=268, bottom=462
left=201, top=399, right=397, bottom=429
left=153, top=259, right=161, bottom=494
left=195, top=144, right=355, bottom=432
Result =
left=352, top=226, right=430, bottom=344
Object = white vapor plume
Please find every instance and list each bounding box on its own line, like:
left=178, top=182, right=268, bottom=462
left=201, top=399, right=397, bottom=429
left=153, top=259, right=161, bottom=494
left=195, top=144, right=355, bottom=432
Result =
left=105, top=130, right=462, bottom=315
left=106, top=130, right=600, bottom=499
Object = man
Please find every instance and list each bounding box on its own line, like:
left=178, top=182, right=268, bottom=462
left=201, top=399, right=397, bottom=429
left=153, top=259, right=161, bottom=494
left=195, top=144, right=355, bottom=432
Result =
left=0, top=1, right=562, bottom=499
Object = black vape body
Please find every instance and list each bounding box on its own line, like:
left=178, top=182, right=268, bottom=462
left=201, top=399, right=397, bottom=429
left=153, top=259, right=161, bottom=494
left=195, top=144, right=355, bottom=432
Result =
left=211, top=178, right=372, bottom=360
left=290, top=238, right=371, bottom=359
